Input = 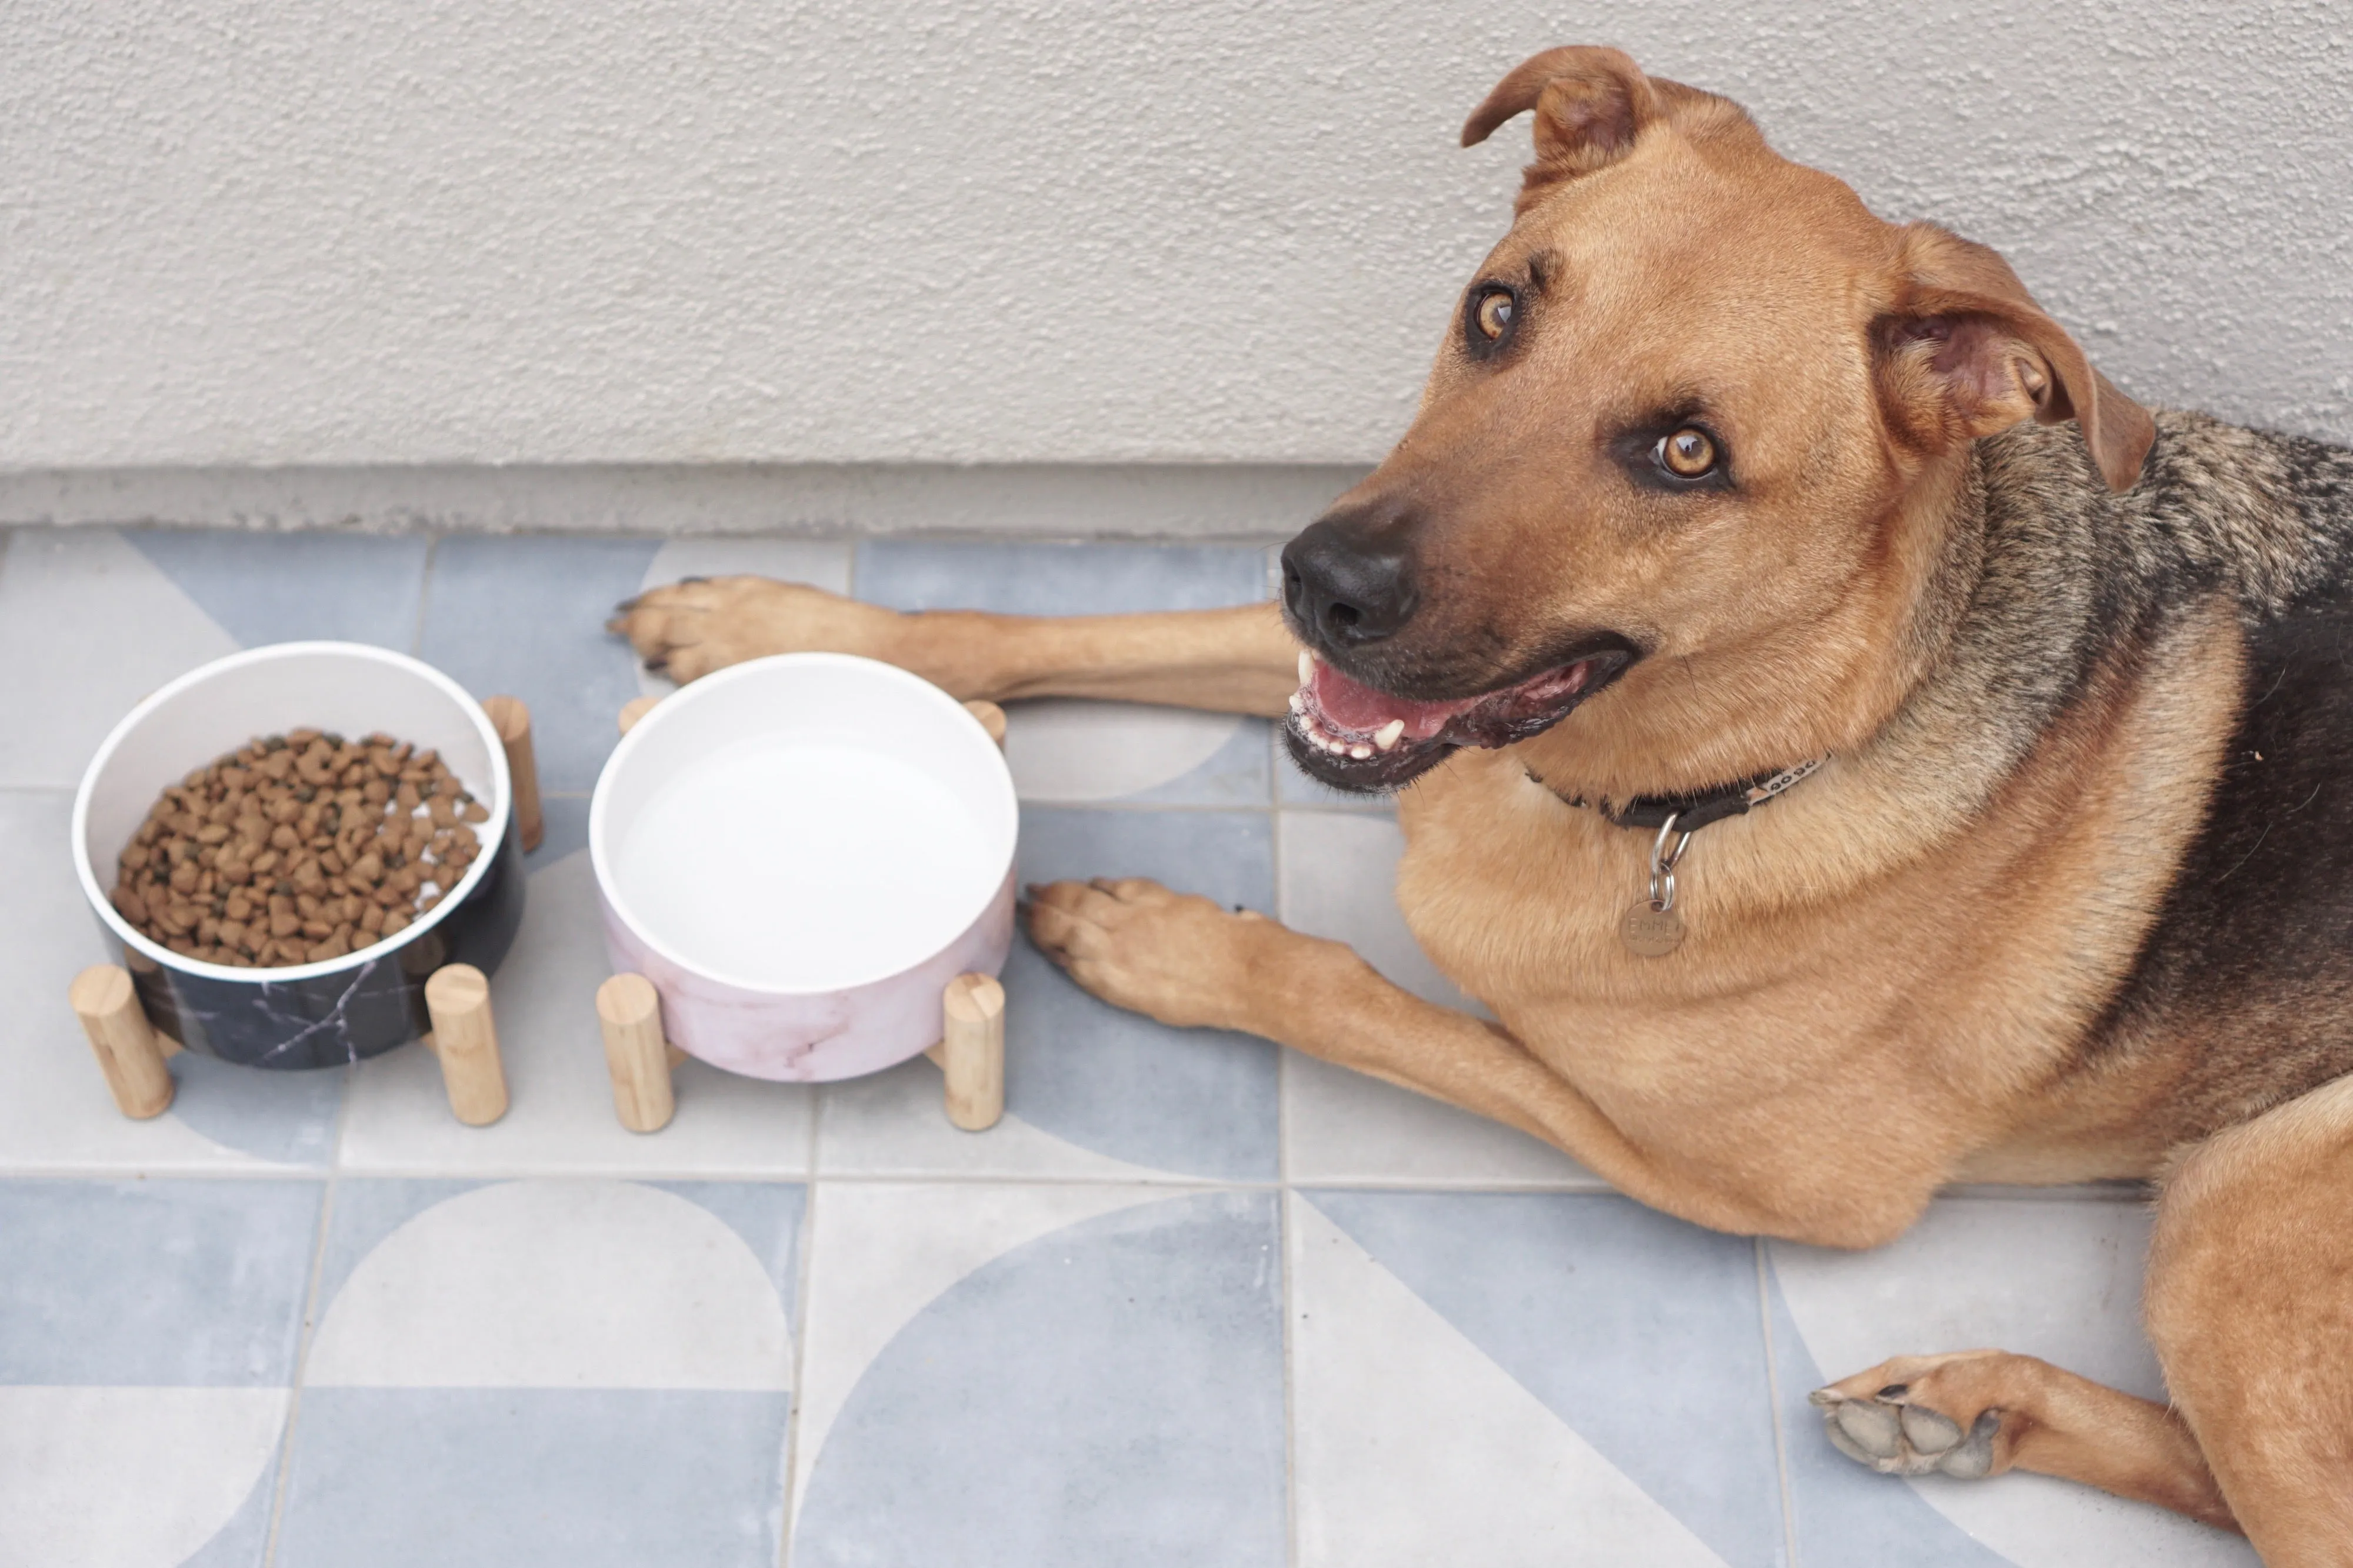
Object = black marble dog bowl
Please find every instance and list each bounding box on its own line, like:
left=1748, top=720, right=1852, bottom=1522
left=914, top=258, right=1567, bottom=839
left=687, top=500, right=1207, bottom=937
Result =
left=71, top=642, right=525, bottom=1069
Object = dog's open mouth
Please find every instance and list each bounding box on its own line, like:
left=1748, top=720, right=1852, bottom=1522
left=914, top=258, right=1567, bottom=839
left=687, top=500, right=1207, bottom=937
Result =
left=1284, top=642, right=1634, bottom=792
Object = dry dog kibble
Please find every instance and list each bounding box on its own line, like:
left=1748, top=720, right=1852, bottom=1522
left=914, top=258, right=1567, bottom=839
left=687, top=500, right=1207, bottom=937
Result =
left=109, top=732, right=492, bottom=968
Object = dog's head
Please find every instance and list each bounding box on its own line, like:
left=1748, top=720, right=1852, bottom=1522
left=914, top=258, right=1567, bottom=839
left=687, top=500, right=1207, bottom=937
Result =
left=1283, top=46, right=2154, bottom=797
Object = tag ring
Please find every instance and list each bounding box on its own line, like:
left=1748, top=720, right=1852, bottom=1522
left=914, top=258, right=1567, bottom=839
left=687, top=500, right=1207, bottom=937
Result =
left=1648, top=813, right=1694, bottom=913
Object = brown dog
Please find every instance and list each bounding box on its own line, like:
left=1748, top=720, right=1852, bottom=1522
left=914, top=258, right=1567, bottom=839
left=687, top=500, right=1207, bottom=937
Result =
left=614, top=46, right=2353, bottom=1563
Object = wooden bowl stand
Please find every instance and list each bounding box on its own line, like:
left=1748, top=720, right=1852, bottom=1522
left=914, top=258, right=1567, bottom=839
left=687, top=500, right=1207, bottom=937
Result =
left=595, top=695, right=1011, bottom=1135
left=68, top=694, right=546, bottom=1127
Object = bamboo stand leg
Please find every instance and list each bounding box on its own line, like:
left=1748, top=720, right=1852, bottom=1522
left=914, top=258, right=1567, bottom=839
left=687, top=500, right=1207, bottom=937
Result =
left=962, top=699, right=1008, bottom=746
left=69, top=965, right=175, bottom=1119
left=597, top=973, right=678, bottom=1132
left=926, top=973, right=1005, bottom=1131
left=424, top=963, right=509, bottom=1126
left=925, top=702, right=1011, bottom=1131
left=618, top=696, right=660, bottom=736
left=481, top=695, right=544, bottom=853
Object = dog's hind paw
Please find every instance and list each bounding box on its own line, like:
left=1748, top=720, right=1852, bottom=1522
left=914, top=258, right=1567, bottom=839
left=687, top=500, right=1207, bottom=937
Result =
left=1811, top=1350, right=2025, bottom=1479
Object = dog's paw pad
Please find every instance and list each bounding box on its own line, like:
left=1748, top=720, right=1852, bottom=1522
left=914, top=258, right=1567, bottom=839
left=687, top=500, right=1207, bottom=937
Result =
left=1935, top=1411, right=2001, bottom=1478
left=1899, top=1404, right=1962, bottom=1454
left=1813, top=1388, right=2002, bottom=1477
left=1829, top=1397, right=1903, bottom=1459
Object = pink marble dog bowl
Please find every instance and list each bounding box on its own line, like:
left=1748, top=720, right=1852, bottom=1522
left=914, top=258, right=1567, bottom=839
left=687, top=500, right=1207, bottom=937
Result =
left=589, top=653, right=1018, bottom=1082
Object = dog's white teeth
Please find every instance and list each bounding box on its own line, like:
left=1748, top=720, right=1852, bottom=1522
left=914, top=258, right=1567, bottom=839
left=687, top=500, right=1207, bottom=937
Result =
left=1373, top=719, right=1405, bottom=752
left=1298, top=650, right=1316, bottom=686
left=1288, top=692, right=1305, bottom=714
left=1349, top=743, right=1373, bottom=760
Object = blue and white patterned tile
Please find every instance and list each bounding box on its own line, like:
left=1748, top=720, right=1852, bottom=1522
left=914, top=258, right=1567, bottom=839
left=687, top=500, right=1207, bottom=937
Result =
left=1002, top=700, right=1273, bottom=808
left=276, top=1388, right=792, bottom=1567
left=126, top=528, right=431, bottom=652
left=855, top=539, right=1271, bottom=620
left=0, top=789, right=346, bottom=1172
left=338, top=832, right=815, bottom=1176
left=789, top=1182, right=1286, bottom=1568
left=1768, top=1199, right=2258, bottom=1567
left=1288, top=1191, right=1731, bottom=1566
left=1278, top=808, right=1598, bottom=1189
left=301, top=1178, right=798, bottom=1389
left=819, top=805, right=1279, bottom=1182
left=276, top=1177, right=800, bottom=1566
left=855, top=539, right=1274, bottom=808
left=0, top=1176, right=321, bottom=1385
left=788, top=1182, right=1166, bottom=1521
left=1302, top=1189, right=1790, bottom=1568
left=808, top=1054, right=1178, bottom=1184
left=417, top=534, right=662, bottom=794
left=0, top=1176, right=319, bottom=1567
left=0, top=528, right=238, bottom=789
left=0, top=1387, right=288, bottom=1567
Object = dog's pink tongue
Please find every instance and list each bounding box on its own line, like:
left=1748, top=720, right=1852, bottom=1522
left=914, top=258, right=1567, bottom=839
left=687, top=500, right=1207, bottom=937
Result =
left=1309, top=660, right=1475, bottom=740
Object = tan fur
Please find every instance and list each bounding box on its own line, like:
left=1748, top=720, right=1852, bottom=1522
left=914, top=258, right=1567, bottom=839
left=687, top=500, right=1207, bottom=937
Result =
left=2142, top=1076, right=2353, bottom=1562
left=611, top=46, right=2353, bottom=1560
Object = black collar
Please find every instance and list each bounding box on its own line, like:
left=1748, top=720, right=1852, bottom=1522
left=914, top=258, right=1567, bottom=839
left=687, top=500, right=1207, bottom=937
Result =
left=1525, top=756, right=1828, bottom=833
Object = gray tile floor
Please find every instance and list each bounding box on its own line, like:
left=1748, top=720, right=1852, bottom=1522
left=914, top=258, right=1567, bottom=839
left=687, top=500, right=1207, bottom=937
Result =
left=0, top=526, right=2256, bottom=1566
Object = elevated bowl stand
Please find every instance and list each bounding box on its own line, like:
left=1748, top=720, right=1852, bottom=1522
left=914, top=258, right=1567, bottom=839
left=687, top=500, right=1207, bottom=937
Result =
left=69, top=694, right=546, bottom=1127
left=591, top=693, right=1011, bottom=1136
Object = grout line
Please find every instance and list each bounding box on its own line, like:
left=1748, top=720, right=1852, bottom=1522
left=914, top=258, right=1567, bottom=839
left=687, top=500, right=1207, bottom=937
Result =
left=0, top=1165, right=352, bottom=1182
left=777, top=1089, right=824, bottom=1566
left=1271, top=740, right=1300, bottom=1566
left=0, top=1162, right=1629, bottom=1193
left=258, top=1061, right=357, bottom=1566
left=409, top=532, right=441, bottom=657
left=1755, top=1237, right=1801, bottom=1568
left=1023, top=795, right=1386, bottom=820
left=1277, top=1185, right=1301, bottom=1568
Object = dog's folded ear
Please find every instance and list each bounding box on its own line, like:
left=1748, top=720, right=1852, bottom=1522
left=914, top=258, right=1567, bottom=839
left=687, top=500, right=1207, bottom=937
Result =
left=1876, top=225, right=2155, bottom=494
left=1461, top=47, right=1661, bottom=176
left=1462, top=48, right=1757, bottom=208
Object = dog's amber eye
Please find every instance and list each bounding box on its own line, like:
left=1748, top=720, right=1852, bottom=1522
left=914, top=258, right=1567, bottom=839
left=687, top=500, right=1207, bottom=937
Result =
left=1657, top=428, right=1717, bottom=479
left=1474, top=289, right=1514, bottom=341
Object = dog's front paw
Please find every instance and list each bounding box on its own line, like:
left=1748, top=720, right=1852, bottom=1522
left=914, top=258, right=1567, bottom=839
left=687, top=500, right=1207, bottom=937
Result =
left=607, top=576, right=907, bottom=683
left=1811, top=1352, right=2026, bottom=1479
left=1025, top=877, right=1278, bottom=1033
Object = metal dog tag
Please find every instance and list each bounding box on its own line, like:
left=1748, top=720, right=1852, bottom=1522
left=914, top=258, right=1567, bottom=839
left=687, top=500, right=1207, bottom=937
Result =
left=1621, top=899, right=1685, bottom=958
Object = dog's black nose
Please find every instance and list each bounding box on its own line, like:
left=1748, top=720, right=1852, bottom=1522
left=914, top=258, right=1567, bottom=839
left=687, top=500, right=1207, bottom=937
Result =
left=1281, top=509, right=1419, bottom=648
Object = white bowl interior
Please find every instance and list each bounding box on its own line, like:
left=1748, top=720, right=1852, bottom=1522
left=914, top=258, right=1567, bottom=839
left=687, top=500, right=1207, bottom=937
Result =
left=592, top=654, right=1016, bottom=994
left=73, top=643, right=508, bottom=983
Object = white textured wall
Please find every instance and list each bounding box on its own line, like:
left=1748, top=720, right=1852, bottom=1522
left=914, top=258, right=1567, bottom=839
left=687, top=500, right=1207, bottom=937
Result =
left=4, top=1, right=2347, bottom=471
